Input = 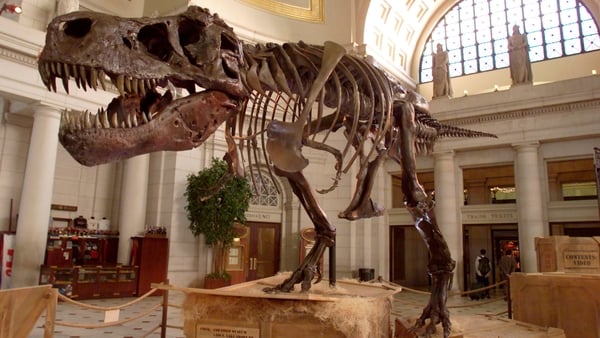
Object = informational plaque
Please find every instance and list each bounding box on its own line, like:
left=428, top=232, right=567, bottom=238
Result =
left=197, top=324, right=260, bottom=338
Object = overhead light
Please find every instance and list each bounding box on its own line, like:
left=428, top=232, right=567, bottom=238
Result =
left=0, top=3, right=22, bottom=15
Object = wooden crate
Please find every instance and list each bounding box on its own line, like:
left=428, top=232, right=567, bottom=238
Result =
left=535, top=236, right=600, bottom=273
left=180, top=273, right=400, bottom=338
left=511, top=272, right=600, bottom=338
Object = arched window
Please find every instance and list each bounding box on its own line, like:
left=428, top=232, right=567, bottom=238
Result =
left=249, top=172, right=280, bottom=207
left=419, top=0, right=600, bottom=83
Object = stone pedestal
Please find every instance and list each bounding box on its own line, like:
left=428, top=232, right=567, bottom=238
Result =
left=181, top=273, right=400, bottom=338
left=394, top=315, right=565, bottom=338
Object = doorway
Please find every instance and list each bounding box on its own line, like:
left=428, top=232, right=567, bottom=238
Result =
left=227, top=221, right=281, bottom=283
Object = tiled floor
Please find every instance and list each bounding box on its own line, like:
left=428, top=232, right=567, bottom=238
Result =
left=28, top=285, right=509, bottom=337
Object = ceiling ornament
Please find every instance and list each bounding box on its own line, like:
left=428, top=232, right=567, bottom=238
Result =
left=240, top=0, right=323, bottom=23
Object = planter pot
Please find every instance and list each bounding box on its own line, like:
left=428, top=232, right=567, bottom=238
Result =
left=204, top=277, right=232, bottom=289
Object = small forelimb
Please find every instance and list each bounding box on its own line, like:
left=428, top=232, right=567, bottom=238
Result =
left=304, top=139, right=343, bottom=194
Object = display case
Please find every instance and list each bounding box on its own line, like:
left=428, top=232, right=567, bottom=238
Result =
left=39, top=265, right=138, bottom=299
left=45, top=233, right=119, bottom=267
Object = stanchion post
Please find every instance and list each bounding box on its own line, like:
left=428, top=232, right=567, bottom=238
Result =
left=44, top=288, right=58, bottom=338
left=161, top=279, right=169, bottom=338
left=507, top=277, right=512, bottom=319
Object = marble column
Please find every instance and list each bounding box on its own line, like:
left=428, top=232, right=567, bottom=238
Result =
left=117, top=155, right=149, bottom=264
left=433, top=151, right=461, bottom=290
left=11, top=104, right=61, bottom=287
left=514, top=142, right=546, bottom=272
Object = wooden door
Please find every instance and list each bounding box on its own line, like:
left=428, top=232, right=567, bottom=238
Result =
left=247, top=222, right=281, bottom=281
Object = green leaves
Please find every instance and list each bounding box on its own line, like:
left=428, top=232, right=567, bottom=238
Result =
left=185, top=158, right=252, bottom=246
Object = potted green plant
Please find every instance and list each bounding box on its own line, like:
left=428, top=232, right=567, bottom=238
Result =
left=184, top=158, right=252, bottom=289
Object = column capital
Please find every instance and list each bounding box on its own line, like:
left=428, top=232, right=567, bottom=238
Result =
left=10, top=100, right=63, bottom=119
left=433, top=149, right=455, bottom=159
left=512, top=141, right=540, bottom=151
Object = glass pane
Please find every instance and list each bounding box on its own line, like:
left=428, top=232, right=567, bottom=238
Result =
left=495, top=52, right=509, bottom=68
left=527, top=31, right=544, bottom=47
left=492, top=24, right=508, bottom=40
left=507, top=7, right=524, bottom=24
left=476, top=16, right=491, bottom=30
left=544, top=27, right=562, bottom=43
left=529, top=45, right=545, bottom=61
left=490, top=0, right=505, bottom=13
left=540, top=0, right=558, bottom=15
left=579, top=4, right=593, bottom=21
left=542, top=12, right=560, bottom=29
left=463, top=45, right=477, bottom=60
left=447, top=22, right=460, bottom=37
left=479, top=56, right=494, bottom=71
left=449, top=63, right=463, bottom=77
left=446, top=8, right=460, bottom=23
left=581, top=19, right=599, bottom=36
left=560, top=8, right=578, bottom=25
left=447, top=35, right=461, bottom=49
left=559, top=0, right=577, bottom=10
left=461, top=19, right=475, bottom=33
left=421, top=69, right=433, bottom=82
left=562, top=22, right=581, bottom=40
left=523, top=2, right=540, bottom=17
left=460, top=4, right=474, bottom=19
left=546, top=41, right=563, bottom=58
left=448, top=49, right=462, bottom=63
left=476, top=28, right=491, bottom=41
left=474, top=2, right=490, bottom=16
left=462, top=31, right=476, bottom=46
left=494, top=38, right=508, bottom=53
left=524, top=17, right=542, bottom=32
left=432, top=25, right=446, bottom=41
left=478, top=42, right=493, bottom=56
left=583, top=35, right=600, bottom=51
left=505, top=0, right=521, bottom=9
left=464, top=59, right=478, bottom=74
left=564, top=38, right=582, bottom=55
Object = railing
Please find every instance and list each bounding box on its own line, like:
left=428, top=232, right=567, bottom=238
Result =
left=44, top=280, right=183, bottom=338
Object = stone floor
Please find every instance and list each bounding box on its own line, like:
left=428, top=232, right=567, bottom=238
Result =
left=28, top=285, right=509, bottom=338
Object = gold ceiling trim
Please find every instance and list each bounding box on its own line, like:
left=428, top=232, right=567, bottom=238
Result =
left=240, top=0, right=323, bottom=23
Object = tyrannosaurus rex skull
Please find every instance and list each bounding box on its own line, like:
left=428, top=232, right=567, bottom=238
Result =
left=38, top=6, right=247, bottom=165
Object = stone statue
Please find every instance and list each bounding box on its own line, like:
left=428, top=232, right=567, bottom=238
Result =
left=432, top=43, right=452, bottom=98
left=508, top=25, right=532, bottom=85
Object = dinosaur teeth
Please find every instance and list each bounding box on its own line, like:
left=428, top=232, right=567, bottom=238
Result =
left=109, top=113, right=117, bottom=128
left=101, top=109, right=110, bottom=128
left=94, top=110, right=102, bottom=128
left=116, top=75, right=125, bottom=96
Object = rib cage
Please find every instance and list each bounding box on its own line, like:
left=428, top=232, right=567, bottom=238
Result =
left=228, top=40, right=495, bottom=194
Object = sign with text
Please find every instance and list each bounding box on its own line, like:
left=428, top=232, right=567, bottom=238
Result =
left=197, top=324, right=260, bottom=338
left=563, top=250, right=600, bottom=269
left=1, top=233, right=15, bottom=289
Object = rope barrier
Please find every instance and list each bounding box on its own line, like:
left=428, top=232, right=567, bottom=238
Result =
left=56, top=287, right=158, bottom=311
left=55, top=303, right=162, bottom=328
left=382, top=278, right=507, bottom=297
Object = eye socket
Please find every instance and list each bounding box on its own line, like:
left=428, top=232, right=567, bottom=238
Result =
left=138, top=23, right=174, bottom=62
left=178, top=18, right=204, bottom=47
left=62, top=18, right=93, bottom=38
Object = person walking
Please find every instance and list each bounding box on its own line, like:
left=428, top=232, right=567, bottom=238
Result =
left=475, top=248, right=491, bottom=298
left=499, top=249, right=517, bottom=300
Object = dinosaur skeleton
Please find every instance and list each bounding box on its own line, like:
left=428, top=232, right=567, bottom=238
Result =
left=38, top=6, right=495, bottom=337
